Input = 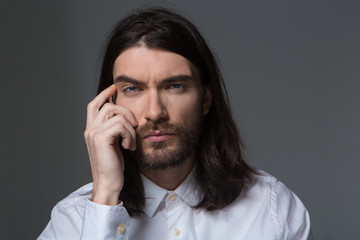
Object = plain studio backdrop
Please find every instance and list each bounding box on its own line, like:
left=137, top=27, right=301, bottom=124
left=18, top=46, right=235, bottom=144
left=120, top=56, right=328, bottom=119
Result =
left=1, top=0, right=359, bottom=239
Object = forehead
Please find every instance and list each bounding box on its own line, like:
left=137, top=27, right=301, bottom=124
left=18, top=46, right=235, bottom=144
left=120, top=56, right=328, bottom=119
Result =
left=113, top=47, right=199, bottom=82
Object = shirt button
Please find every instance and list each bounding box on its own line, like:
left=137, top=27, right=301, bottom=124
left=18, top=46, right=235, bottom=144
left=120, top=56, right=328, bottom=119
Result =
left=169, top=193, right=177, bottom=201
left=173, top=228, right=181, bottom=236
left=117, top=224, right=126, bottom=235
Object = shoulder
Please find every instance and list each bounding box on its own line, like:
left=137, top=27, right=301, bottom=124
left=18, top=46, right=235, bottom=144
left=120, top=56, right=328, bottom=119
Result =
left=246, top=170, right=304, bottom=204
left=236, top=170, right=296, bottom=208
left=38, top=183, right=94, bottom=239
left=249, top=170, right=296, bottom=202
left=235, top=170, right=312, bottom=239
left=52, top=183, right=93, bottom=219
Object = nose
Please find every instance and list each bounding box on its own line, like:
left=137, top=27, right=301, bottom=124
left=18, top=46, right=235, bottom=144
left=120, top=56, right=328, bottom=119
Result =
left=144, top=90, right=168, bottom=122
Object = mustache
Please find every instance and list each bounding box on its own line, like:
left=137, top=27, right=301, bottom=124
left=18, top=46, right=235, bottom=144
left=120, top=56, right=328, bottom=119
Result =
left=136, top=120, right=181, bottom=137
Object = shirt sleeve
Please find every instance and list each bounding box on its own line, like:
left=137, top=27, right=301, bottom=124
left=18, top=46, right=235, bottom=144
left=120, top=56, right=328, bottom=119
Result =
left=38, top=199, right=130, bottom=240
left=272, top=180, right=313, bottom=240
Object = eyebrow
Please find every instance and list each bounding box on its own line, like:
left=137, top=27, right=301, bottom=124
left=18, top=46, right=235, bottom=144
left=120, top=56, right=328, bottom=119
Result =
left=114, top=74, right=194, bottom=85
left=114, top=76, right=143, bottom=85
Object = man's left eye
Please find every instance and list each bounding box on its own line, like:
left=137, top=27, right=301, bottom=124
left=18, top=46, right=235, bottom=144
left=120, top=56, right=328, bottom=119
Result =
left=168, top=84, right=185, bottom=90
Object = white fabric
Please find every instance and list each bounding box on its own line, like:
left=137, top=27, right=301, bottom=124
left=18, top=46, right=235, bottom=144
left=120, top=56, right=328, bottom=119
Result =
left=38, top=169, right=312, bottom=240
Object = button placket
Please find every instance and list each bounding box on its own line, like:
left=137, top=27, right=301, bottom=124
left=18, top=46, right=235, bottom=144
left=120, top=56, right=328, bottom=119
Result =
left=166, top=193, right=186, bottom=239
left=117, top=224, right=126, bottom=235
left=169, top=193, right=177, bottom=201
left=166, top=192, right=178, bottom=208
left=173, top=227, right=181, bottom=236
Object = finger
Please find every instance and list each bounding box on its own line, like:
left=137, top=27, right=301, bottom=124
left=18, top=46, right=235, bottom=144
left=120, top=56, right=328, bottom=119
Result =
left=102, top=117, right=136, bottom=150
left=95, top=114, right=137, bottom=150
left=86, top=84, right=117, bottom=127
left=89, top=102, right=138, bottom=129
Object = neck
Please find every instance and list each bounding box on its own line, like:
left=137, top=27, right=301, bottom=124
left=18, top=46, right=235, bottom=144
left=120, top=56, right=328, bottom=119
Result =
left=140, top=155, right=195, bottom=190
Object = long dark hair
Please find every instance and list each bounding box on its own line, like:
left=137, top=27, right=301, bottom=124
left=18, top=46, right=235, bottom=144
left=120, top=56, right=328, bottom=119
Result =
left=97, top=7, right=256, bottom=215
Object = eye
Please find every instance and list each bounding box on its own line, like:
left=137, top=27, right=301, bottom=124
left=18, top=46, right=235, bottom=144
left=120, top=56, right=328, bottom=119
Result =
left=125, top=86, right=138, bottom=92
left=122, top=86, right=141, bottom=96
left=168, top=84, right=186, bottom=93
left=170, top=84, right=182, bottom=89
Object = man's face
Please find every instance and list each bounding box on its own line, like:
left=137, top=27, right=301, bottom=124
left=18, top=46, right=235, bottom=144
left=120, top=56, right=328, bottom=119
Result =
left=113, top=46, right=211, bottom=170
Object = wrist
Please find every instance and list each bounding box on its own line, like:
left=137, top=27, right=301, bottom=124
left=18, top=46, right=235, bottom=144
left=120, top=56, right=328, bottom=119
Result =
left=91, top=190, right=121, bottom=206
left=92, top=182, right=122, bottom=206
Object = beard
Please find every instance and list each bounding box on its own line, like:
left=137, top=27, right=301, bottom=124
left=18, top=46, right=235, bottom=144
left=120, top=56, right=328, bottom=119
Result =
left=128, top=110, right=203, bottom=170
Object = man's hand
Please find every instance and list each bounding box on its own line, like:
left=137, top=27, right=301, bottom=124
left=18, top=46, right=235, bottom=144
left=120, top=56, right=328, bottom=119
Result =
left=84, top=84, right=138, bottom=206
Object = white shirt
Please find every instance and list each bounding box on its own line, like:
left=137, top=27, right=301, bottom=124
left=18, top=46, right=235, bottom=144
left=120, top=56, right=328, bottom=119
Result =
left=38, top=170, right=312, bottom=240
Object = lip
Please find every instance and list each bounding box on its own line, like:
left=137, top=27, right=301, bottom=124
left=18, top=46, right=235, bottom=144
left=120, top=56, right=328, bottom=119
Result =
left=143, top=130, right=174, bottom=142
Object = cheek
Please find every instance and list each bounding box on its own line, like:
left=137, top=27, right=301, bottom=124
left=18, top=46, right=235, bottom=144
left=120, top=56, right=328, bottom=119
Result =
left=166, top=97, right=202, bottom=125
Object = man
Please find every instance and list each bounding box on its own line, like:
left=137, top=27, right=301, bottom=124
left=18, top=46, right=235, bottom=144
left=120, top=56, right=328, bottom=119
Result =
left=39, top=8, right=312, bottom=240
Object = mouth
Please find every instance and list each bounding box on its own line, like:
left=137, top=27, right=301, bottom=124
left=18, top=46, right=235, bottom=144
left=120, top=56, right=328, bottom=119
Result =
left=143, top=130, right=174, bottom=142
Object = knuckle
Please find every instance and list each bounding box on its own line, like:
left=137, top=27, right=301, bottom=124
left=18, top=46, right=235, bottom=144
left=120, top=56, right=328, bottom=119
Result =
left=102, top=103, right=112, bottom=111
left=87, top=101, right=95, bottom=111
left=84, top=129, right=89, bottom=139
left=116, top=123, right=126, bottom=132
left=84, top=129, right=96, bottom=140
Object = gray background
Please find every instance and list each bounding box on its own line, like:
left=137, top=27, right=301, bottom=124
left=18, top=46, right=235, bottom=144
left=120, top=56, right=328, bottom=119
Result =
left=1, top=0, right=359, bottom=239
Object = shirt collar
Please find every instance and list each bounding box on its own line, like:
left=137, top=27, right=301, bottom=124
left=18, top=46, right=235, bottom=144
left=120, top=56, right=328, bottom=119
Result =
left=140, top=166, right=203, bottom=217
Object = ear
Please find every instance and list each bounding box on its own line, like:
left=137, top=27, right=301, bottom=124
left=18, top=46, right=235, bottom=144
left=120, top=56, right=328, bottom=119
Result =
left=202, top=87, right=212, bottom=115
